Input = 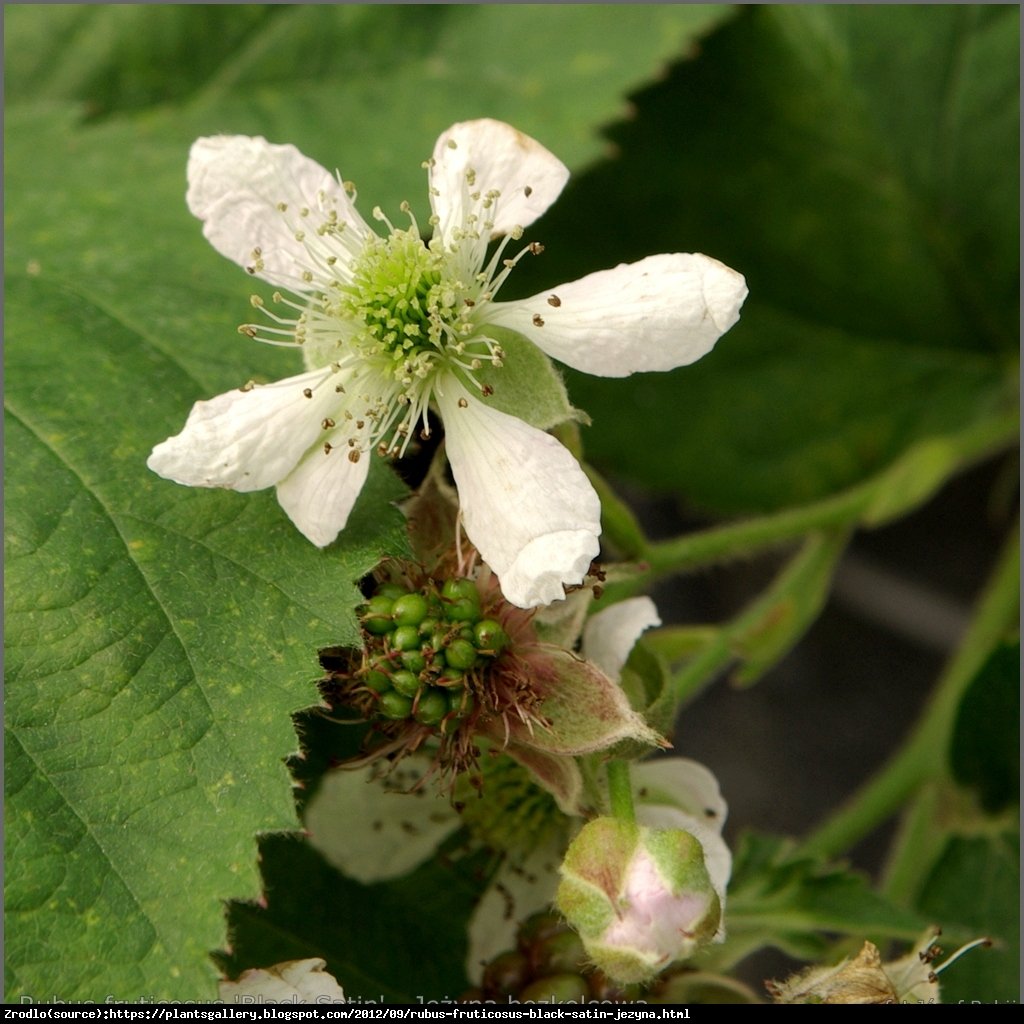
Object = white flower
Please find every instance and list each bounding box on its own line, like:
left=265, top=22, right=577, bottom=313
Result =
left=148, top=121, right=747, bottom=608
left=219, top=958, right=345, bottom=1003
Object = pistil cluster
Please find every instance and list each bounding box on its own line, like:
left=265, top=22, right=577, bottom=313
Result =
left=320, top=574, right=522, bottom=752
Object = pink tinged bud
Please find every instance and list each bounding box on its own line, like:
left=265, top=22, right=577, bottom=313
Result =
left=556, top=818, right=722, bottom=985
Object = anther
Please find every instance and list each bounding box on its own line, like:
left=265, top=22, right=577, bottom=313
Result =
left=322, top=418, right=336, bottom=430
left=547, top=294, right=561, bottom=307
left=458, top=398, right=469, bottom=408
left=303, top=388, right=314, bottom=399
left=277, top=202, right=288, bottom=212
left=250, top=295, right=264, bottom=308
left=524, top=185, right=533, bottom=197
left=238, top=325, right=257, bottom=338
left=528, top=242, right=545, bottom=255
left=238, top=380, right=255, bottom=393
left=324, top=442, right=333, bottom=454
left=481, top=384, right=494, bottom=397
left=349, top=449, right=361, bottom=463
left=532, top=314, right=545, bottom=327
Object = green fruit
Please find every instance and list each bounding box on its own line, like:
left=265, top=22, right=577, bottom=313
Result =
left=437, top=667, right=465, bottom=688
left=414, top=689, right=448, bottom=726
left=400, top=650, right=427, bottom=673
left=536, top=929, right=587, bottom=974
left=391, top=625, right=421, bottom=651
left=378, top=691, right=412, bottom=719
left=445, top=638, right=479, bottom=670
left=442, top=578, right=481, bottom=622
left=375, top=582, right=406, bottom=600
left=392, top=592, right=429, bottom=627
left=448, top=689, right=474, bottom=717
left=364, top=669, right=392, bottom=693
left=391, top=670, right=420, bottom=698
left=474, top=618, right=509, bottom=653
left=361, top=595, right=394, bottom=634
left=481, top=951, right=530, bottom=998
left=418, top=616, right=439, bottom=637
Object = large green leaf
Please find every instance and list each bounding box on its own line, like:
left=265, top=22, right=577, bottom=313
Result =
left=3, top=273, right=410, bottom=1000
left=4, top=6, right=737, bottom=999
left=508, top=5, right=1018, bottom=513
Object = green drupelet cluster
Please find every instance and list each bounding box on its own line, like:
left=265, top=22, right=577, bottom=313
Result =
left=357, top=577, right=509, bottom=728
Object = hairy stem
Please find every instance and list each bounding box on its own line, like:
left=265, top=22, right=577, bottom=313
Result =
left=606, top=760, right=636, bottom=825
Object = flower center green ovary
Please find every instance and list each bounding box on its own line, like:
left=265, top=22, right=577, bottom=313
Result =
left=341, top=229, right=459, bottom=376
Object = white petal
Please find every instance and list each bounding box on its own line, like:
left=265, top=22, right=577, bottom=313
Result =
left=219, top=959, right=345, bottom=1004
left=488, top=254, right=748, bottom=377
left=304, top=761, right=458, bottom=885
left=147, top=369, right=337, bottom=492
left=187, top=135, right=370, bottom=289
left=436, top=380, right=600, bottom=609
left=582, top=597, right=661, bottom=682
left=275, top=429, right=371, bottom=547
left=430, top=119, right=569, bottom=242
left=633, top=757, right=728, bottom=833
left=466, top=842, right=562, bottom=983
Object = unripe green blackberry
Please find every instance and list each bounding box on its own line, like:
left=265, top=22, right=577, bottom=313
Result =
left=414, top=689, right=448, bottom=726
left=445, top=638, right=479, bottom=670
left=378, top=691, right=412, bottom=719
left=400, top=650, right=427, bottom=673
left=393, top=593, right=429, bottom=627
left=442, top=578, right=481, bottom=622
left=390, top=670, right=420, bottom=698
left=391, top=624, right=421, bottom=652
left=481, top=952, right=530, bottom=998
left=474, top=619, right=509, bottom=653
left=361, top=595, right=394, bottom=634
left=363, top=668, right=392, bottom=693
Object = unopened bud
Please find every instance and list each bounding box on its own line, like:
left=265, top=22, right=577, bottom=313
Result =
left=556, top=818, right=721, bottom=985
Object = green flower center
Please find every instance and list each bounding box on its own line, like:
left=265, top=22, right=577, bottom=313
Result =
left=343, top=229, right=455, bottom=370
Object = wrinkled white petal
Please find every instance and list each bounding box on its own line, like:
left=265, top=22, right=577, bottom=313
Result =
left=276, top=428, right=370, bottom=547
left=430, top=119, right=569, bottom=243
left=187, top=135, right=369, bottom=289
left=582, top=597, right=661, bottom=682
left=466, top=842, right=562, bottom=983
left=147, top=369, right=336, bottom=492
left=304, top=761, right=458, bottom=884
left=634, top=757, right=731, bottom=923
left=436, top=379, right=600, bottom=608
left=219, top=958, right=345, bottom=1003
left=633, top=757, right=728, bottom=832
left=489, top=254, right=748, bottom=377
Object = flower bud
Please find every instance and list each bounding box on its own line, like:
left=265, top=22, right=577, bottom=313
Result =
left=556, top=818, right=722, bottom=985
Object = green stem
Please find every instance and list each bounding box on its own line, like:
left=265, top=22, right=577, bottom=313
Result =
left=634, top=408, right=1017, bottom=587
left=799, top=527, right=1019, bottom=860
left=606, top=760, right=635, bottom=824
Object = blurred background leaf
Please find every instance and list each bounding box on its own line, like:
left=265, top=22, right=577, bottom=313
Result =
left=509, top=4, right=1018, bottom=513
